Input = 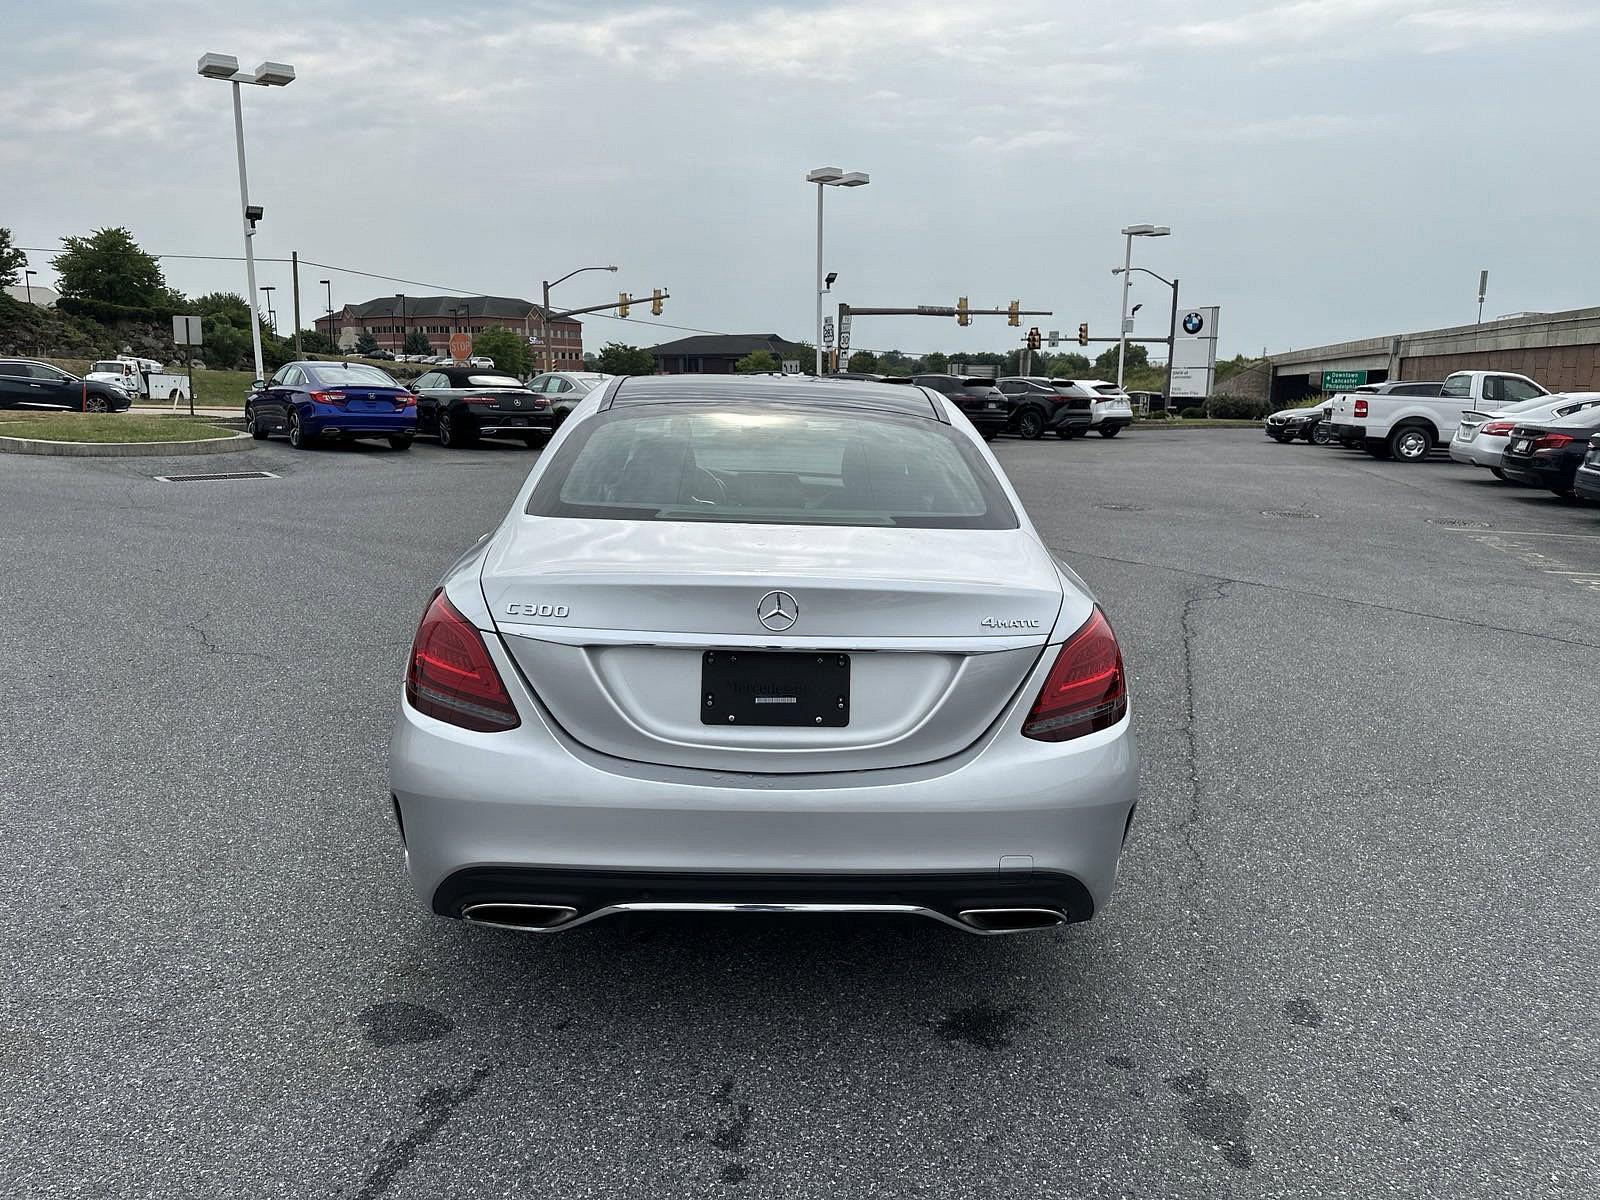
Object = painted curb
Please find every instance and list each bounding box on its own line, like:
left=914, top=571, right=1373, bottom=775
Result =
left=0, top=430, right=255, bottom=457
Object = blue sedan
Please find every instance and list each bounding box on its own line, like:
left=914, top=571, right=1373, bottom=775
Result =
left=245, top=360, right=416, bottom=450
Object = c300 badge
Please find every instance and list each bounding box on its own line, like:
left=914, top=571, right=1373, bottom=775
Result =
left=506, top=603, right=570, bottom=618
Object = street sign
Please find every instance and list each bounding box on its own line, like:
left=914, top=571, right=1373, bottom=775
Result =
left=823, top=317, right=834, bottom=348
left=781, top=359, right=801, bottom=374
left=839, top=313, right=852, bottom=334
left=1321, top=369, right=1367, bottom=391
left=449, top=332, right=472, bottom=362
left=1048, top=330, right=1059, bottom=347
left=172, top=315, right=203, bottom=347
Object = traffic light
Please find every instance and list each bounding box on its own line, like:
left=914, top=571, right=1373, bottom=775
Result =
left=1078, top=322, right=1089, bottom=346
left=1007, top=299, right=1020, bottom=327
left=618, top=292, right=630, bottom=318
left=1027, top=327, right=1042, bottom=351
left=956, top=296, right=970, bottom=327
left=650, top=288, right=663, bottom=316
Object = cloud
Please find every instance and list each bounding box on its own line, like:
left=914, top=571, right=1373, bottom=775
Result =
left=968, top=128, right=1080, bottom=153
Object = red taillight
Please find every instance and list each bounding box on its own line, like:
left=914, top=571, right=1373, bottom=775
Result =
left=1022, top=607, right=1127, bottom=743
left=1480, top=420, right=1516, bottom=436
left=1353, top=399, right=1368, bottom=418
left=1533, top=433, right=1574, bottom=451
left=311, top=390, right=347, bottom=407
left=405, top=590, right=520, bottom=732
left=400, top=393, right=416, bottom=407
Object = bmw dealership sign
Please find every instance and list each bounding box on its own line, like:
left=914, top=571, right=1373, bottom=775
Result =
left=1171, top=306, right=1219, bottom=399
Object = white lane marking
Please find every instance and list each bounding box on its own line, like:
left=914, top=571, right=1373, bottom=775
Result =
left=1439, top=528, right=1600, bottom=540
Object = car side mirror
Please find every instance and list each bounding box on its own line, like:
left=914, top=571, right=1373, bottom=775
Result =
left=251, top=379, right=267, bottom=391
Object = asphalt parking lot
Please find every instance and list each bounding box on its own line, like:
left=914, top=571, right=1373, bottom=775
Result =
left=3, top=430, right=1597, bottom=1199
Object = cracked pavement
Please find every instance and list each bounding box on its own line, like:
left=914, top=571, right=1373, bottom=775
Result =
left=1, top=431, right=1596, bottom=1198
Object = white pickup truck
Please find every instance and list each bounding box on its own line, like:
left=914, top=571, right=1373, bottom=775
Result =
left=1325, top=369, right=1547, bottom=462
left=84, top=356, right=193, bottom=404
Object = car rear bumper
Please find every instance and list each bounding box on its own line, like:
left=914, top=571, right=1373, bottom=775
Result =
left=1500, top=454, right=1574, bottom=490
left=306, top=411, right=415, bottom=437
left=1327, top=421, right=1365, bottom=445
left=963, top=409, right=1010, bottom=434
left=389, top=637, right=1139, bottom=933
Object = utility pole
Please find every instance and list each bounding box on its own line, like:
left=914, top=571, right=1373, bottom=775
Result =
left=1164, top=278, right=1180, bottom=412
left=290, top=250, right=303, bottom=356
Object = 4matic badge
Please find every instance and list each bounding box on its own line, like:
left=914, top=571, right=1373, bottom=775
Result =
left=981, top=616, right=1041, bottom=629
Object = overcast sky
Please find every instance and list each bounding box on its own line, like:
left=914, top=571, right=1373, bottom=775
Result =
left=6, top=0, right=1597, bottom=359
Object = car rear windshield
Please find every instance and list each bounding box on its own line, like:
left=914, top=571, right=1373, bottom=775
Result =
left=461, top=374, right=522, bottom=388
left=305, top=364, right=399, bottom=387
left=525, top=405, right=1018, bottom=529
left=1092, top=384, right=1127, bottom=396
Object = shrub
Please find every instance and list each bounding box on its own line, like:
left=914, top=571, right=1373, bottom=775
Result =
left=1207, top=395, right=1272, bottom=420
left=1180, top=405, right=1206, bottom=419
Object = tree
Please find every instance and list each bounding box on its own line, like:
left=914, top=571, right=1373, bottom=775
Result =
left=786, top=341, right=818, bottom=373
left=473, top=325, right=530, bottom=376
left=594, top=341, right=656, bottom=374
left=1047, top=352, right=1090, bottom=377
left=917, top=351, right=948, bottom=374
left=735, top=349, right=781, bottom=374
left=404, top=330, right=432, bottom=356
left=1093, top=342, right=1148, bottom=376
left=355, top=329, right=381, bottom=355
left=846, top=350, right=877, bottom=373
left=52, top=227, right=168, bottom=308
left=876, top=349, right=913, bottom=376
left=298, top=328, right=339, bottom=355
left=0, top=228, right=25, bottom=288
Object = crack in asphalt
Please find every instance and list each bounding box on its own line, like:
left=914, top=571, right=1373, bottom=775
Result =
left=1173, top=579, right=1229, bottom=926
left=354, top=1060, right=495, bottom=1200
left=1054, top=545, right=1600, bottom=652
left=183, top=619, right=274, bottom=661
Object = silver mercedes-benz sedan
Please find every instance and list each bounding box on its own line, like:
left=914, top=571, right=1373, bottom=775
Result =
left=389, top=375, right=1138, bottom=936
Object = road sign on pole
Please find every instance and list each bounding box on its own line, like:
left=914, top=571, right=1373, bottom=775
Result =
left=823, top=317, right=834, bottom=347
left=1048, top=330, right=1059, bottom=347
left=172, top=315, right=204, bottom=347
left=449, top=332, right=472, bottom=362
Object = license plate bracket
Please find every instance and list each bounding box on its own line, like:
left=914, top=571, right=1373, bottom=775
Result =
left=701, top=650, right=850, bottom=727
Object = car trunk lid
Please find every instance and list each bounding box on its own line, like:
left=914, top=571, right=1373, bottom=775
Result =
left=481, top=517, right=1074, bottom=773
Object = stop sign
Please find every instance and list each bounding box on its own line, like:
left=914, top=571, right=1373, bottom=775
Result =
left=449, top=332, right=472, bottom=362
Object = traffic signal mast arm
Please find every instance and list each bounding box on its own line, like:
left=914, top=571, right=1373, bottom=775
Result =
left=840, top=305, right=1052, bottom=318
left=545, top=290, right=670, bottom=321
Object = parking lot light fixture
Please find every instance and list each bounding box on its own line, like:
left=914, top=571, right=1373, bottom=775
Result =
left=808, top=166, right=871, bottom=374
left=1116, top=223, right=1171, bottom=390
left=197, top=50, right=297, bottom=384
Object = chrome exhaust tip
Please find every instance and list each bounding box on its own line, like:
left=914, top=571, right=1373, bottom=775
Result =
left=461, top=902, right=580, bottom=932
left=956, top=907, right=1067, bottom=933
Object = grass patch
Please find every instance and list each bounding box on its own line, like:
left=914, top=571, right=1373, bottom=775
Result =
left=0, top=413, right=234, bottom=443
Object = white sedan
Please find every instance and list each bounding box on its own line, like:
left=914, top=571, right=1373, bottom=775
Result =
left=1450, top=393, right=1600, bottom=476
left=388, top=375, right=1139, bottom=937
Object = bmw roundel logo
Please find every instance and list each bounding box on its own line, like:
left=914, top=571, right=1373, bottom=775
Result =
left=1182, top=312, right=1205, bottom=335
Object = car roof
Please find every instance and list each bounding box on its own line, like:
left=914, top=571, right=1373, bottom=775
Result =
left=606, top=374, right=944, bottom=421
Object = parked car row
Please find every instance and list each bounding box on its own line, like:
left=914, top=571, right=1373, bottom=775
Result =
left=1264, top=367, right=1600, bottom=502
left=831, top=373, right=1134, bottom=442
left=242, top=362, right=616, bottom=451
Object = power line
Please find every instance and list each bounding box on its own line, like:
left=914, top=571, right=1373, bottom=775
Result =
left=18, top=243, right=728, bottom=335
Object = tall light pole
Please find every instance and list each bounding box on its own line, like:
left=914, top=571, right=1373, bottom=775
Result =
left=197, top=53, right=296, bottom=383
left=23, top=269, right=36, bottom=305
left=1114, top=265, right=1180, bottom=410
left=1115, top=223, right=1169, bottom=389
left=806, top=166, right=870, bottom=375
left=320, top=279, right=334, bottom=350
left=260, top=286, right=276, bottom=335
left=541, top=265, right=617, bottom=373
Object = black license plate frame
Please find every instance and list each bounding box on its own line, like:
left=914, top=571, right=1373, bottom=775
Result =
left=701, top=650, right=850, bottom=728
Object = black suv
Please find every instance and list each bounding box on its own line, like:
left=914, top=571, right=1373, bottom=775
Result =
left=910, top=375, right=1010, bottom=440
left=996, top=377, right=1092, bottom=440
left=0, top=359, right=132, bottom=412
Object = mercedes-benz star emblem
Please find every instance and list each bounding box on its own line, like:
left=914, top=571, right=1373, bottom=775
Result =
left=757, top=590, right=799, bottom=632
left=513, top=396, right=523, bottom=408
left=1182, top=312, right=1205, bottom=335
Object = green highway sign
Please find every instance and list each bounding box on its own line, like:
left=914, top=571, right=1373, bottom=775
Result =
left=1321, top=369, right=1368, bottom=391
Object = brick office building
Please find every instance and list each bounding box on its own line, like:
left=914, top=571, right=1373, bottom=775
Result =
left=315, top=295, right=583, bottom=367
